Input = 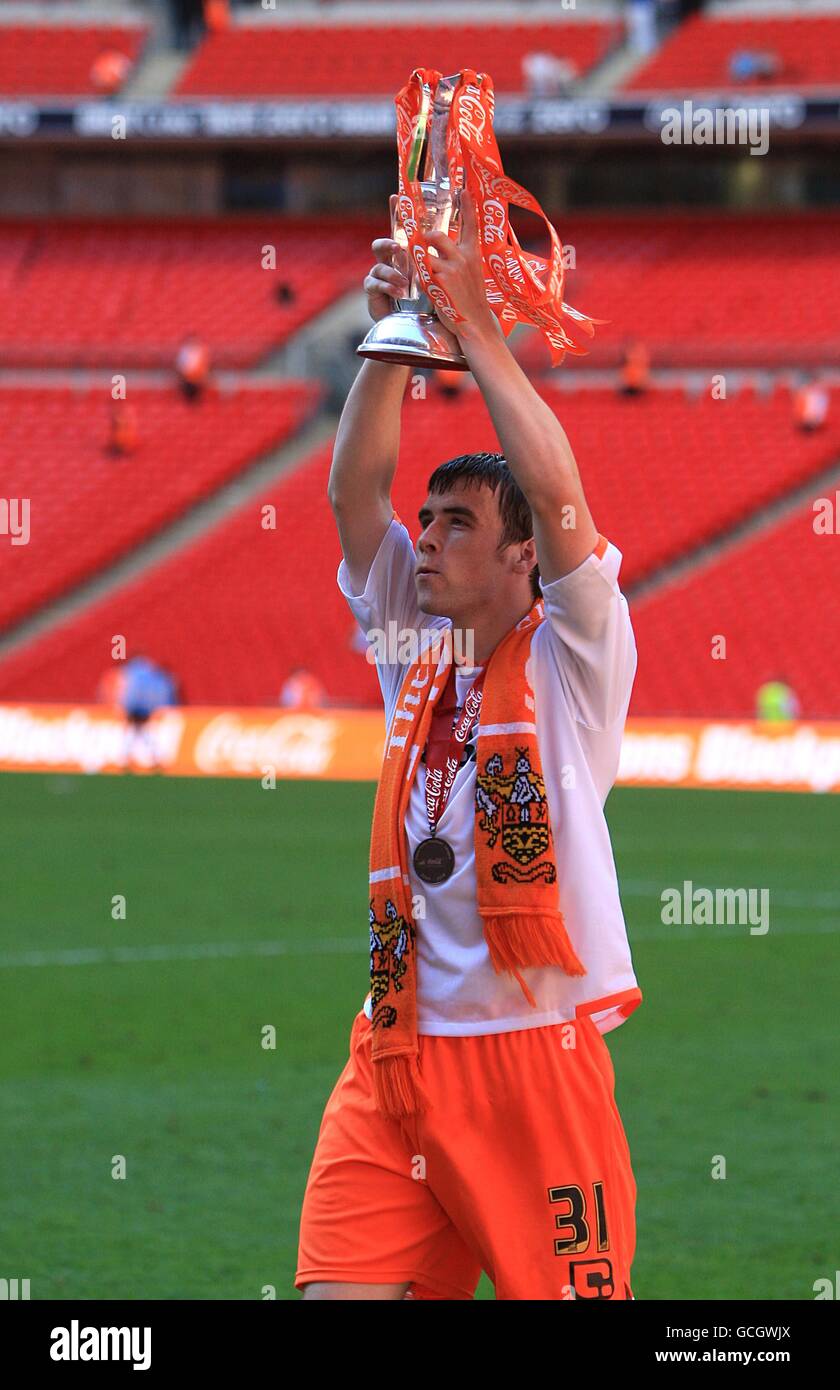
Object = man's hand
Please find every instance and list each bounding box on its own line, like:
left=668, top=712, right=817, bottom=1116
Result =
left=424, top=189, right=499, bottom=341
left=364, top=242, right=409, bottom=323
left=364, top=196, right=410, bottom=324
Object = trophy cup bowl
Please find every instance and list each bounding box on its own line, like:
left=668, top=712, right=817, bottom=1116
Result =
left=357, top=67, right=600, bottom=376
left=357, top=182, right=470, bottom=371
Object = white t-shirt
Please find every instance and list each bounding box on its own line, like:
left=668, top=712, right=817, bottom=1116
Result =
left=338, top=518, right=642, bottom=1037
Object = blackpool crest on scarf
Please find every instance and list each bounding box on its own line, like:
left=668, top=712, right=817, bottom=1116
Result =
left=357, top=67, right=604, bottom=372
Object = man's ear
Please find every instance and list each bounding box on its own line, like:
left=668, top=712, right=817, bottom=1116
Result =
left=513, top=538, right=538, bottom=575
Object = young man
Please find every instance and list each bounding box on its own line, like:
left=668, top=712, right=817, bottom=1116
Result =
left=295, top=192, right=642, bottom=1301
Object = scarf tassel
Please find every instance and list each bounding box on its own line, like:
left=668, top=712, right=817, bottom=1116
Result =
left=481, top=911, right=586, bottom=1003
left=373, top=1052, right=431, bottom=1119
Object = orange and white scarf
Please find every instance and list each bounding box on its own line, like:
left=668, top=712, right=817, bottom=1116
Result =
left=367, top=601, right=586, bottom=1118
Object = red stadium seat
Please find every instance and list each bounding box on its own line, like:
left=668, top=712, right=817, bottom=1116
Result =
left=0, top=25, right=146, bottom=97
left=510, top=212, right=840, bottom=372
left=175, top=22, right=616, bottom=98
left=1, top=386, right=837, bottom=712
left=630, top=502, right=840, bottom=719
left=624, top=14, right=840, bottom=93
left=0, top=383, right=320, bottom=630
left=1, top=214, right=837, bottom=371
left=0, top=220, right=376, bottom=369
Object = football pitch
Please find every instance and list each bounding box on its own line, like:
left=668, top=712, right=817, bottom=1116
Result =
left=1, top=772, right=837, bottom=1301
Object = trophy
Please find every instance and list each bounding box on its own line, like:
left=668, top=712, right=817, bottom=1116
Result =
left=358, top=73, right=469, bottom=370
left=357, top=68, right=602, bottom=373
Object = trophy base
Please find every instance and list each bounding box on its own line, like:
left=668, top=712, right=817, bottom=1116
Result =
left=357, top=310, right=470, bottom=371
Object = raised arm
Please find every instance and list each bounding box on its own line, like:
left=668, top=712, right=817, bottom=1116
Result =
left=327, top=223, right=412, bottom=594
left=424, top=191, right=599, bottom=584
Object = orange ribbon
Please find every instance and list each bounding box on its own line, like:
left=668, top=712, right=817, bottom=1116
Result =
left=395, top=67, right=604, bottom=368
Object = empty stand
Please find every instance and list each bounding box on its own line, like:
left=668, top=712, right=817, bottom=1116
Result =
left=0, top=25, right=146, bottom=97
left=1, top=214, right=836, bottom=371
left=0, top=220, right=376, bottom=369
left=630, top=501, right=840, bottom=718
left=625, top=14, right=840, bottom=93
left=174, top=21, right=616, bottom=98
left=386, top=384, right=840, bottom=591
left=509, top=212, right=840, bottom=371
left=0, top=443, right=356, bottom=708
left=1, top=385, right=837, bottom=710
left=0, top=383, right=320, bottom=630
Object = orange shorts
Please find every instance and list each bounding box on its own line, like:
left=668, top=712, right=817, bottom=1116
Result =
left=295, top=1008, right=637, bottom=1300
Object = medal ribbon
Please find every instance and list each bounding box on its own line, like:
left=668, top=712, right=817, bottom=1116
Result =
left=394, top=66, right=606, bottom=368
left=422, top=664, right=486, bottom=837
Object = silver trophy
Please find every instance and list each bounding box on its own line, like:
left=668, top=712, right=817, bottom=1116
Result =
left=357, top=74, right=469, bottom=371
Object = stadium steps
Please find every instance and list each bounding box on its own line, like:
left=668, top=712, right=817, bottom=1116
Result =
left=577, top=38, right=649, bottom=95
left=622, top=11, right=840, bottom=93
left=120, top=49, right=191, bottom=99
left=627, top=449, right=840, bottom=605
left=174, top=16, right=617, bottom=99
left=0, top=406, right=337, bottom=661
left=255, top=293, right=371, bottom=410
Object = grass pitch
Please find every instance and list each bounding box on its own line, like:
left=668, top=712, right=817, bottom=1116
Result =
left=0, top=773, right=837, bottom=1300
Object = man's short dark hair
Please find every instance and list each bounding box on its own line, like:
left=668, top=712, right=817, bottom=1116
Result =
left=426, top=451, right=541, bottom=600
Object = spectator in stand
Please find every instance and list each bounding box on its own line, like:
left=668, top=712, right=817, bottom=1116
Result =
left=729, top=50, right=783, bottom=83
left=97, top=665, right=126, bottom=710
left=626, top=0, right=658, bottom=56
left=204, top=0, right=230, bottom=33
left=90, top=48, right=133, bottom=95
left=794, top=378, right=829, bottom=432
left=657, top=0, right=683, bottom=39
left=522, top=52, right=576, bottom=98
left=280, top=668, right=327, bottom=711
left=755, top=678, right=800, bottom=725
left=275, top=280, right=297, bottom=305
left=106, top=401, right=139, bottom=457
left=119, top=656, right=179, bottom=772
left=619, top=340, right=651, bottom=396
left=435, top=368, right=467, bottom=401
left=175, top=334, right=210, bottom=402
left=170, top=0, right=206, bottom=52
